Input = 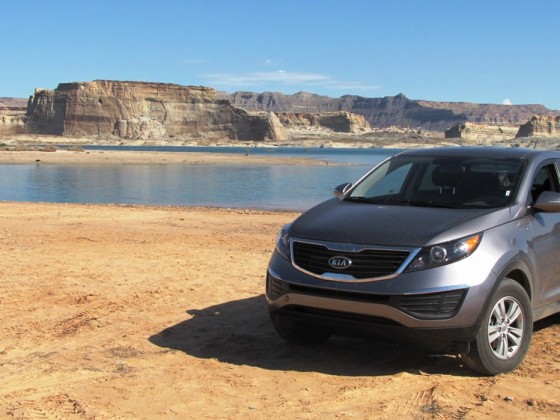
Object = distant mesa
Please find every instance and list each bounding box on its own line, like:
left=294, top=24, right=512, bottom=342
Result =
left=276, top=111, right=370, bottom=133
left=25, top=80, right=286, bottom=141
left=444, top=123, right=518, bottom=143
left=0, top=97, right=28, bottom=108
left=0, top=97, right=27, bottom=135
left=220, top=91, right=557, bottom=131
left=444, top=116, right=560, bottom=142
left=221, top=91, right=467, bottom=130
left=20, top=80, right=378, bottom=141
left=1, top=80, right=559, bottom=144
left=516, top=115, right=560, bottom=138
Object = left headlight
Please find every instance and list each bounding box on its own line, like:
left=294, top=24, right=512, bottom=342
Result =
left=405, top=233, right=482, bottom=272
left=275, top=224, right=292, bottom=260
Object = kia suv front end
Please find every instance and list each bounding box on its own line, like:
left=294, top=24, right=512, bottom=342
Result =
left=266, top=147, right=560, bottom=375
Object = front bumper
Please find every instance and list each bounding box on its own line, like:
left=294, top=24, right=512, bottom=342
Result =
left=266, top=248, right=498, bottom=344
left=268, top=269, right=467, bottom=320
left=268, top=301, right=477, bottom=353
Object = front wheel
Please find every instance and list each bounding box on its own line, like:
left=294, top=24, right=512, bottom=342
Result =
left=461, top=279, right=533, bottom=375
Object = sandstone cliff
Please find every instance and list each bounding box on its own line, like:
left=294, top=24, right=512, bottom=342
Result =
left=516, top=115, right=560, bottom=137
left=220, top=91, right=557, bottom=131
left=12, top=82, right=560, bottom=144
left=277, top=111, right=370, bottom=133
left=416, top=101, right=552, bottom=126
left=0, top=98, right=27, bottom=135
left=444, top=122, right=518, bottom=143
left=25, top=81, right=284, bottom=141
left=0, top=98, right=28, bottom=108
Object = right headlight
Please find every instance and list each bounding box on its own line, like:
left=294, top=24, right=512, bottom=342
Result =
left=405, top=233, right=482, bottom=272
left=275, top=224, right=292, bottom=260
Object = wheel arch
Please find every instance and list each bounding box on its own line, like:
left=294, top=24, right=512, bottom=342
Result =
left=495, top=259, right=534, bottom=302
left=461, top=277, right=534, bottom=375
left=470, top=259, right=534, bottom=335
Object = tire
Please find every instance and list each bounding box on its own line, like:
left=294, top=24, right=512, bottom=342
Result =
left=461, top=278, right=533, bottom=375
left=269, top=311, right=330, bottom=345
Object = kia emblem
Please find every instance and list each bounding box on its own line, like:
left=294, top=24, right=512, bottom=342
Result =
left=328, top=256, right=352, bottom=270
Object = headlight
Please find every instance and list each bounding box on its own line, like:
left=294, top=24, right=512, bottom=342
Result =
left=406, top=233, right=482, bottom=272
left=275, top=224, right=291, bottom=260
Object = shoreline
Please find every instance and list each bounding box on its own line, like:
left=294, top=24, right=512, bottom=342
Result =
left=3, top=131, right=560, bottom=149
left=1, top=133, right=559, bottom=167
left=0, top=148, right=333, bottom=166
left=0, top=199, right=300, bottom=214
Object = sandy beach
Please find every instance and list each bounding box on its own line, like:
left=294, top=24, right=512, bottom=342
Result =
left=1, top=201, right=560, bottom=418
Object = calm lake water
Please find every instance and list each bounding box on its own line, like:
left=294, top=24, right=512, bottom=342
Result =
left=1, top=147, right=399, bottom=211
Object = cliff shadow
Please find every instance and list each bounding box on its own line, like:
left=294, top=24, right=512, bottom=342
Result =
left=148, top=294, right=466, bottom=376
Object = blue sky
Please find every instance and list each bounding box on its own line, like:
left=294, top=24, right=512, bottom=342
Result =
left=2, top=0, right=559, bottom=109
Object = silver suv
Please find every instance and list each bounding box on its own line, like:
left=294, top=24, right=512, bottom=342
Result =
left=266, top=147, right=560, bottom=375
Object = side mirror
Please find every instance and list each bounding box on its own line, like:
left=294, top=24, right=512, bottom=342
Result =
left=534, top=191, right=560, bottom=212
left=333, top=182, right=352, bottom=198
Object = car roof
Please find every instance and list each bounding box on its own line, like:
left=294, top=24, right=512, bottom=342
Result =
left=395, top=146, right=560, bottom=162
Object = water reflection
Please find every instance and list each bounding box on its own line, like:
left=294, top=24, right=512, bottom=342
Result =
left=0, top=150, right=398, bottom=210
left=0, top=163, right=372, bottom=210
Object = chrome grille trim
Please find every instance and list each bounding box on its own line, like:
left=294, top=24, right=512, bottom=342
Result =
left=290, top=238, right=421, bottom=282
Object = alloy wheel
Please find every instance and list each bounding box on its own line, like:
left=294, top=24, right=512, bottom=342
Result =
left=487, top=296, right=524, bottom=360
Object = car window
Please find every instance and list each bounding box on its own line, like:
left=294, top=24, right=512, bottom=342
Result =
left=347, top=155, right=525, bottom=208
left=350, top=160, right=413, bottom=199
left=531, top=164, right=560, bottom=202
left=363, top=163, right=411, bottom=197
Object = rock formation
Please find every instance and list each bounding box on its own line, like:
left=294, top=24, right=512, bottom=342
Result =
left=277, top=111, right=370, bottom=133
left=444, top=122, right=518, bottom=142
left=9, top=82, right=560, bottom=144
left=516, top=115, right=560, bottom=137
left=0, top=98, right=28, bottom=108
left=220, top=91, right=558, bottom=131
left=0, top=98, right=27, bottom=135
left=415, top=101, right=553, bottom=127
left=25, top=81, right=285, bottom=141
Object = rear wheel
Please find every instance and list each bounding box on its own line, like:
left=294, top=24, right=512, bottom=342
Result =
left=269, top=311, right=330, bottom=345
left=461, top=279, right=532, bottom=375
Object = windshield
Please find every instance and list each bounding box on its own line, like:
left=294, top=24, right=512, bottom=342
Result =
left=346, top=155, right=525, bottom=209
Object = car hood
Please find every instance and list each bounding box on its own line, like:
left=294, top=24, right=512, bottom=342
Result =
left=290, top=198, right=512, bottom=247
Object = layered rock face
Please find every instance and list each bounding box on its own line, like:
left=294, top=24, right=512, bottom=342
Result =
left=26, top=81, right=284, bottom=141
left=0, top=98, right=27, bottom=108
left=17, top=82, right=560, bottom=142
left=415, top=101, right=553, bottom=127
left=444, top=122, right=518, bottom=142
left=221, top=91, right=557, bottom=130
left=516, top=115, right=560, bottom=137
left=222, top=91, right=462, bottom=130
left=0, top=98, right=27, bottom=135
left=277, top=111, right=370, bottom=132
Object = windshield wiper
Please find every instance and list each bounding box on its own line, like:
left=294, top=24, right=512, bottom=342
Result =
left=345, top=196, right=381, bottom=204
left=346, top=196, right=459, bottom=208
left=346, top=197, right=426, bottom=206
left=382, top=199, right=452, bottom=208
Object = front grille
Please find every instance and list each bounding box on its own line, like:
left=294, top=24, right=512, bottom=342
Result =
left=292, top=240, right=410, bottom=280
left=397, top=289, right=466, bottom=319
